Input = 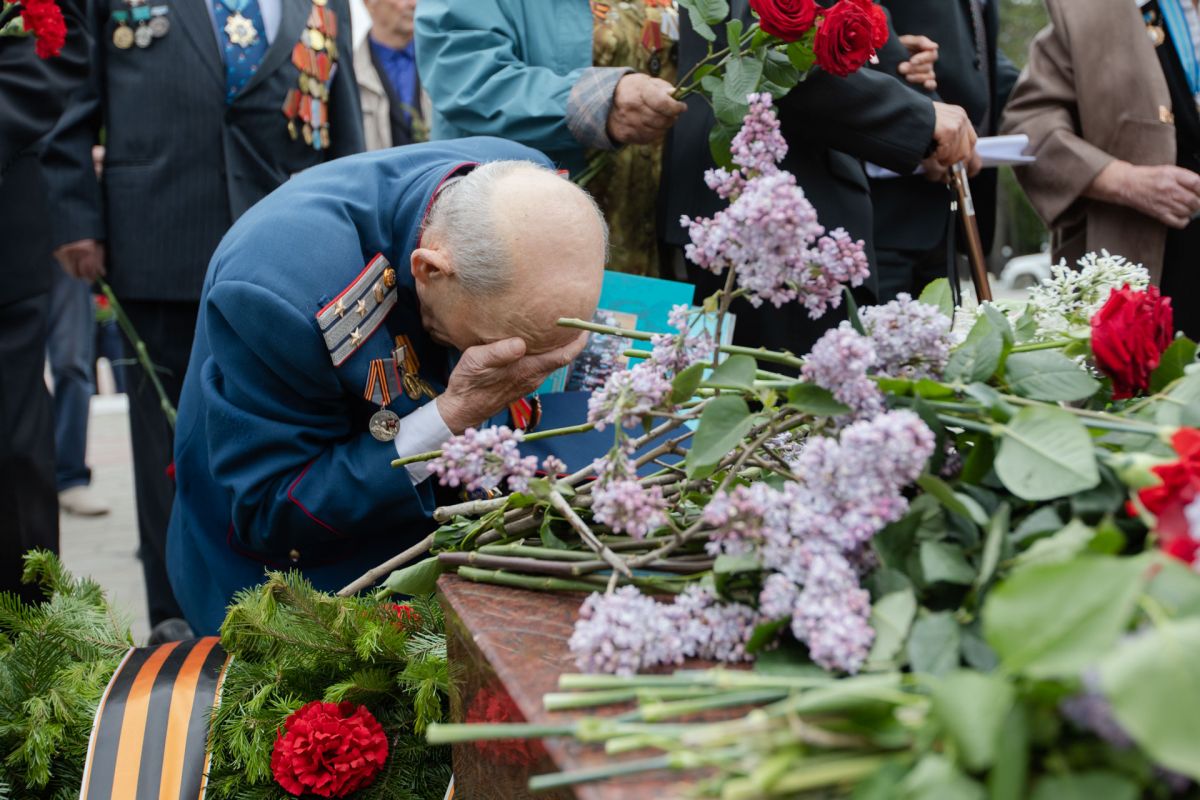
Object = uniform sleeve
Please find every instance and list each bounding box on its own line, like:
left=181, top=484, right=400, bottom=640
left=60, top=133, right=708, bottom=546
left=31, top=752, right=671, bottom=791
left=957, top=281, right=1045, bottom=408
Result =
left=414, top=0, right=597, bottom=155
left=781, top=64, right=936, bottom=175
left=200, top=279, right=436, bottom=557
left=326, top=0, right=365, bottom=158
left=999, top=4, right=1113, bottom=227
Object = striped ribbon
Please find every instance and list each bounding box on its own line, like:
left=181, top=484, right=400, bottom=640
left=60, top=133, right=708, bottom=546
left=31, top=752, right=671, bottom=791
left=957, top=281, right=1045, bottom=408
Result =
left=80, top=637, right=232, bottom=800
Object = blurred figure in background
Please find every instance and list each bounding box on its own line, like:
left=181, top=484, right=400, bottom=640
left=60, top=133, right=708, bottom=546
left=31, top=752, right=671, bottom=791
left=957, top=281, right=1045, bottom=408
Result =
left=871, top=0, right=1020, bottom=301
left=1002, top=0, right=1200, bottom=338
left=41, top=0, right=365, bottom=640
left=415, top=0, right=687, bottom=276
left=48, top=142, right=109, bottom=518
left=0, top=0, right=89, bottom=604
left=356, top=0, right=428, bottom=149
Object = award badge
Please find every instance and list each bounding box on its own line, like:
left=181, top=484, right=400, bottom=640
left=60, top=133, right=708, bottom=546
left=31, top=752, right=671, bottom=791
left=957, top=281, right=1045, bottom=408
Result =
left=508, top=395, right=542, bottom=432
left=112, top=0, right=169, bottom=49
left=281, top=0, right=338, bottom=150
left=1145, top=8, right=1166, bottom=47
left=364, top=359, right=404, bottom=442
left=393, top=335, right=438, bottom=401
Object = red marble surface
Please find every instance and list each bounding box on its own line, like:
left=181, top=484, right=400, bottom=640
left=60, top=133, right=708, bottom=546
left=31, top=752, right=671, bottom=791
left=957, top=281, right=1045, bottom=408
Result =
left=438, top=575, right=715, bottom=800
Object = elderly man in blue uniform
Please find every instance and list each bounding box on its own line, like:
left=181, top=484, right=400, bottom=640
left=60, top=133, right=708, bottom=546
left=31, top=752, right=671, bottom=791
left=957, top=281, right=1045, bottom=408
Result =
left=168, top=138, right=604, bottom=633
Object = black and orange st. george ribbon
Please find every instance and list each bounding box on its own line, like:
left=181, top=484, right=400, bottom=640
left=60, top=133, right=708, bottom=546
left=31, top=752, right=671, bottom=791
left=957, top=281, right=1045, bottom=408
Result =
left=80, top=637, right=231, bottom=800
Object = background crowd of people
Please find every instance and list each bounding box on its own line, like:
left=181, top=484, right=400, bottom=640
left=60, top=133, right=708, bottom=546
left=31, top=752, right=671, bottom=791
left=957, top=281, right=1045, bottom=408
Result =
left=2, top=0, right=1198, bottom=639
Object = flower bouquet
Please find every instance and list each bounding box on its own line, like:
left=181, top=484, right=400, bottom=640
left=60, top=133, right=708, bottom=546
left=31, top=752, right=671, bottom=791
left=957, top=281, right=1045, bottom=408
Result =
left=0, top=0, right=65, bottom=58
left=389, top=95, right=1200, bottom=797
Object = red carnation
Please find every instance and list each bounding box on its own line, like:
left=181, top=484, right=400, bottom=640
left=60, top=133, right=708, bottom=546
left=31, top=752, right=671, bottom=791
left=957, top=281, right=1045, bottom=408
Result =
left=1137, top=428, right=1200, bottom=564
left=1090, top=285, right=1174, bottom=400
left=19, top=0, right=66, bottom=59
left=814, top=0, right=889, bottom=77
left=464, top=687, right=545, bottom=767
left=271, top=701, right=389, bottom=798
left=749, top=0, right=818, bottom=42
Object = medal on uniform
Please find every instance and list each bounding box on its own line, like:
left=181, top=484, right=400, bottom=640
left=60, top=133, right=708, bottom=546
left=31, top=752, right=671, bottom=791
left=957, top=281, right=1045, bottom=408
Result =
left=224, top=12, right=258, bottom=46
left=281, top=0, right=338, bottom=149
left=393, top=335, right=437, bottom=400
left=364, top=359, right=405, bottom=442
left=508, top=394, right=542, bottom=432
left=1145, top=9, right=1166, bottom=46
left=111, top=9, right=134, bottom=48
left=148, top=6, right=169, bottom=38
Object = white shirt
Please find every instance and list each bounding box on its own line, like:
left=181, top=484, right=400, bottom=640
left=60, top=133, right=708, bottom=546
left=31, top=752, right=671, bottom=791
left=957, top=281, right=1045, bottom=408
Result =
left=393, top=399, right=453, bottom=484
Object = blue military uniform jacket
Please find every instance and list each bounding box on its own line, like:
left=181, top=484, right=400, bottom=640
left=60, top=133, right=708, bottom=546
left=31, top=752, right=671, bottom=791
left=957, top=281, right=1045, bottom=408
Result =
left=167, top=138, right=553, bottom=633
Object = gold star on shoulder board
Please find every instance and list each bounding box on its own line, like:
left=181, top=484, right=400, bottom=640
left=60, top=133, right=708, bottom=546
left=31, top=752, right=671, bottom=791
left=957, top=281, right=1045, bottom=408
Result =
left=356, top=298, right=368, bottom=317
left=350, top=327, right=363, bottom=346
left=334, top=299, right=347, bottom=319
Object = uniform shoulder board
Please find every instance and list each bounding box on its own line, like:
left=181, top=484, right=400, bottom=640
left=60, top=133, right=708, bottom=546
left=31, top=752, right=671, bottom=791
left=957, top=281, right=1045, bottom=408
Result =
left=315, top=253, right=398, bottom=367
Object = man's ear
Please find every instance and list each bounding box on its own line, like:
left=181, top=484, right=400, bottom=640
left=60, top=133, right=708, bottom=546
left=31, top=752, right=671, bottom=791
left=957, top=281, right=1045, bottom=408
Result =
left=410, top=247, right=454, bottom=288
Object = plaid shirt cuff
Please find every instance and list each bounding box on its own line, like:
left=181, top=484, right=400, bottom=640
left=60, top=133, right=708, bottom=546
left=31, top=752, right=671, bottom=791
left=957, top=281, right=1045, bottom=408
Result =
left=566, top=66, right=633, bottom=151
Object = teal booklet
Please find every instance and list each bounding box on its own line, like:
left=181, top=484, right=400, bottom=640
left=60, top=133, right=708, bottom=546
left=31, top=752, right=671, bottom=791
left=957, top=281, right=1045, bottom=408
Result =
left=538, top=271, right=732, bottom=394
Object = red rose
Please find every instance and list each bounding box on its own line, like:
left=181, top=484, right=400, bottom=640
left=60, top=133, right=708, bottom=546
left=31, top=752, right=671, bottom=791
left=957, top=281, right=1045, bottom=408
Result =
left=814, top=0, right=889, bottom=77
left=749, top=0, right=818, bottom=42
left=271, top=701, right=389, bottom=798
left=1090, top=284, right=1174, bottom=400
left=19, top=0, right=67, bottom=59
left=1137, top=428, right=1200, bottom=564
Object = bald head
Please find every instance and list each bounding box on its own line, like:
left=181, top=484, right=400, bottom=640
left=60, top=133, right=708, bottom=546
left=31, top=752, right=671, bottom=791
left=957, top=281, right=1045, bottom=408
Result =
left=413, top=161, right=607, bottom=354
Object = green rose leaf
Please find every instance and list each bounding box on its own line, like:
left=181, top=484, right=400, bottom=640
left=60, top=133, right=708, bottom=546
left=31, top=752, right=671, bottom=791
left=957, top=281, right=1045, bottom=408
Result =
left=1013, top=519, right=1095, bottom=568
left=1005, top=350, right=1102, bottom=402
left=1149, top=336, right=1197, bottom=394
left=723, top=55, right=763, bottom=109
left=383, top=556, right=445, bottom=597
left=930, top=670, right=1016, bottom=771
left=787, top=383, right=851, bottom=416
left=785, top=38, right=816, bottom=72
left=907, top=611, right=961, bottom=677
left=984, top=554, right=1149, bottom=678
left=917, top=278, right=954, bottom=320
left=704, top=354, right=757, bottom=391
left=994, top=407, right=1100, bottom=501
left=678, top=0, right=729, bottom=37
left=1100, top=617, right=1200, bottom=779
left=686, top=395, right=754, bottom=478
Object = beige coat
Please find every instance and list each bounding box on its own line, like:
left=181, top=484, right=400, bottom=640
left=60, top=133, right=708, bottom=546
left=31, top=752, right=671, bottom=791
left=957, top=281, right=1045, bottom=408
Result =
left=353, top=36, right=431, bottom=152
left=1000, top=0, right=1177, bottom=282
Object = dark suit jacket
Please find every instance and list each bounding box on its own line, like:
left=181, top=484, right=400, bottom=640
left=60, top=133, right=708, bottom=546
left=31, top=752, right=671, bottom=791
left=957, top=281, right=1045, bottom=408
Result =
left=0, top=0, right=89, bottom=305
left=870, top=0, right=1020, bottom=254
left=41, top=0, right=365, bottom=303
left=660, top=2, right=935, bottom=357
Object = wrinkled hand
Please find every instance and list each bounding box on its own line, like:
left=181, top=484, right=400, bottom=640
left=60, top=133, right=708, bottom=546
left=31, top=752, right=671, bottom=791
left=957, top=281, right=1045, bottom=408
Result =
left=436, top=332, right=589, bottom=434
left=930, top=102, right=977, bottom=170
left=606, top=73, right=687, bottom=146
left=898, top=34, right=939, bottom=91
left=53, top=239, right=106, bottom=282
left=1091, top=161, right=1200, bottom=229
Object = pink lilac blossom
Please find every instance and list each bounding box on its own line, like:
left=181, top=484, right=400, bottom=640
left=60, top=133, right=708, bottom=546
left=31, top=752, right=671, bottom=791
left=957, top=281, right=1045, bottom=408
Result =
left=590, top=477, right=668, bottom=539
left=541, top=455, right=568, bottom=477
left=788, top=540, right=875, bottom=673
left=681, top=96, right=870, bottom=313
left=569, top=585, right=758, bottom=675
left=428, top=426, right=537, bottom=493
left=587, top=362, right=673, bottom=430
left=649, top=304, right=716, bottom=373
left=701, top=483, right=777, bottom=556
left=858, top=293, right=953, bottom=380
left=800, top=327, right=884, bottom=419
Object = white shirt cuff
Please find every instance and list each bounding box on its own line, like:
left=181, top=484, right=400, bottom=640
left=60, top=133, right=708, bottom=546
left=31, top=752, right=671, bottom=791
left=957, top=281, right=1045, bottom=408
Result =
left=393, top=400, right=453, bottom=484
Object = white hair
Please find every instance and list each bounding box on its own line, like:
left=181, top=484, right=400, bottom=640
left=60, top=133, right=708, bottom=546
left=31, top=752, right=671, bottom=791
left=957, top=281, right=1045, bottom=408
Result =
left=421, top=160, right=608, bottom=296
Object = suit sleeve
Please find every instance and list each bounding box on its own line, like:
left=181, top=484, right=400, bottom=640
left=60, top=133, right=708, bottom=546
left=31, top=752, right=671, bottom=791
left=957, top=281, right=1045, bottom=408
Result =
left=38, top=0, right=105, bottom=247
left=414, top=0, right=591, bottom=155
left=200, top=279, right=436, bottom=557
left=0, top=0, right=89, bottom=174
left=327, top=0, right=365, bottom=158
left=999, top=4, right=1113, bottom=228
left=994, top=48, right=1020, bottom=110
left=781, top=65, right=936, bottom=174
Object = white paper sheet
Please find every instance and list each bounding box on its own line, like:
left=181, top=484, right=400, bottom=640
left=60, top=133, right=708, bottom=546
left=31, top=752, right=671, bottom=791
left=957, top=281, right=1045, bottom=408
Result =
left=865, top=134, right=1034, bottom=179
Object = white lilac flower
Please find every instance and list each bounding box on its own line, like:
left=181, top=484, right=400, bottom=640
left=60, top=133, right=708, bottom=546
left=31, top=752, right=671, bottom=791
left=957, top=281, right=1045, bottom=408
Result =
left=800, top=327, right=884, bottom=419
left=859, top=293, right=953, bottom=380
left=586, top=361, right=673, bottom=430
left=541, top=455, right=567, bottom=476
left=428, top=426, right=537, bottom=493
left=590, top=477, right=668, bottom=540
left=1028, top=250, right=1151, bottom=335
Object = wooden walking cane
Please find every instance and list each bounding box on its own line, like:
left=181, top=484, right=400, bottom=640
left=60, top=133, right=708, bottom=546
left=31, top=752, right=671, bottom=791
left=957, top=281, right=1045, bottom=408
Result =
left=950, top=161, right=993, bottom=303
